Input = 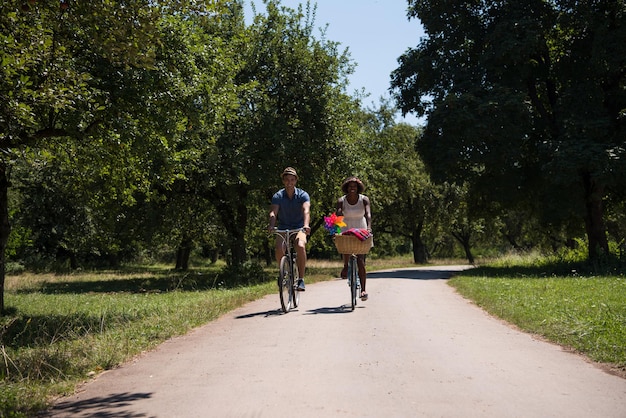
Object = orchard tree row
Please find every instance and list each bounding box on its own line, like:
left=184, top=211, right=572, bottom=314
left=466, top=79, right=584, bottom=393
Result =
left=2, top=0, right=625, bottom=312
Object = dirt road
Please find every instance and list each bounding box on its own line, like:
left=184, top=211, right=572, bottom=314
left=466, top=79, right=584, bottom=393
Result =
left=47, top=266, right=625, bottom=417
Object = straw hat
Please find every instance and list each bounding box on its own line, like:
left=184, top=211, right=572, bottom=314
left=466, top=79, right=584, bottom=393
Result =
left=341, top=176, right=365, bottom=194
left=281, top=167, right=298, bottom=179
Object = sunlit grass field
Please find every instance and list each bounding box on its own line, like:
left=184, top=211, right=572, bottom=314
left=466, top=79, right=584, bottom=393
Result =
left=1, top=255, right=624, bottom=417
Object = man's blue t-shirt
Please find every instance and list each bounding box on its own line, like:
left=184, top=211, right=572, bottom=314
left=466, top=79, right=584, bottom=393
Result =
left=272, top=187, right=310, bottom=229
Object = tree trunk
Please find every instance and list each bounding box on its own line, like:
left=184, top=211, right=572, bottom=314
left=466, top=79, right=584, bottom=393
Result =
left=461, top=241, right=475, bottom=265
left=176, top=234, right=193, bottom=270
left=411, top=223, right=428, bottom=264
left=56, top=247, right=78, bottom=269
left=504, top=234, right=522, bottom=251
left=451, top=230, right=474, bottom=265
left=231, top=197, right=248, bottom=266
left=175, top=247, right=190, bottom=270
left=0, top=162, right=9, bottom=313
left=263, top=239, right=272, bottom=266
left=213, top=185, right=249, bottom=267
left=582, top=172, right=609, bottom=260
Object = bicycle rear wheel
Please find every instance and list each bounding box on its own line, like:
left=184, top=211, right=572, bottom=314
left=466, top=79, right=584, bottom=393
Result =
left=348, top=256, right=358, bottom=311
left=291, top=256, right=300, bottom=308
left=279, top=256, right=292, bottom=313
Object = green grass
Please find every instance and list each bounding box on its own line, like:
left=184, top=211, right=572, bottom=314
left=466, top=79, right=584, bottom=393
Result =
left=1, top=255, right=624, bottom=417
left=449, top=257, right=626, bottom=376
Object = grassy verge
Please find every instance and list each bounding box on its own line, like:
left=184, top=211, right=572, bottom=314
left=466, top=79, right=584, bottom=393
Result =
left=448, top=257, right=626, bottom=377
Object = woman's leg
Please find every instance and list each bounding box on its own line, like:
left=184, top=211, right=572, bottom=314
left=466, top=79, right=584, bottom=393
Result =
left=341, top=254, right=349, bottom=279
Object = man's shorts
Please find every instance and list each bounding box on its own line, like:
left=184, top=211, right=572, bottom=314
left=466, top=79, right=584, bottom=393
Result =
left=275, top=230, right=307, bottom=248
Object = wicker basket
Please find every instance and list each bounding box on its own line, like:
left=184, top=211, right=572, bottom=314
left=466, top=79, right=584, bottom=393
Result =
left=333, top=234, right=373, bottom=255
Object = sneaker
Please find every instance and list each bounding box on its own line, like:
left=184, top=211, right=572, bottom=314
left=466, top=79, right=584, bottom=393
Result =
left=296, top=279, right=306, bottom=291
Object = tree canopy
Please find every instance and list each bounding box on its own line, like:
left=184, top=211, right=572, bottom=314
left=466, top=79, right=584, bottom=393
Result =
left=391, top=0, right=626, bottom=261
left=2, top=0, right=624, bottom=313
left=0, top=0, right=365, bottom=311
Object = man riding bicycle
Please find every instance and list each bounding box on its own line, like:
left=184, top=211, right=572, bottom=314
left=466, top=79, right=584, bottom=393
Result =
left=268, top=167, right=311, bottom=291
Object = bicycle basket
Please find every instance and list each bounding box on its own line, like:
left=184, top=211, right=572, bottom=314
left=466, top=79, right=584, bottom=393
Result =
left=333, top=234, right=372, bottom=255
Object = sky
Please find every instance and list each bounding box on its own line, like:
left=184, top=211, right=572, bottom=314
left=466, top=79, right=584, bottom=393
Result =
left=245, top=0, right=426, bottom=125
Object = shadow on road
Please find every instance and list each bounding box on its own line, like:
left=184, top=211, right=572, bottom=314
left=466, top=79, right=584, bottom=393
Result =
left=304, top=305, right=362, bottom=315
left=235, top=309, right=284, bottom=319
left=234, top=267, right=472, bottom=320
left=367, top=268, right=464, bottom=280
left=47, top=392, right=154, bottom=418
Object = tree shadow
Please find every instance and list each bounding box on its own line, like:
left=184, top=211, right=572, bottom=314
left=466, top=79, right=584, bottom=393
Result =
left=18, top=273, right=221, bottom=295
left=367, top=269, right=462, bottom=280
left=1, top=312, right=117, bottom=350
left=455, top=261, right=624, bottom=279
left=45, top=392, right=154, bottom=418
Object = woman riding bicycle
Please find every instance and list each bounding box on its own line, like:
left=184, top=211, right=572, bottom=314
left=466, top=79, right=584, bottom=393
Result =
left=336, top=176, right=372, bottom=301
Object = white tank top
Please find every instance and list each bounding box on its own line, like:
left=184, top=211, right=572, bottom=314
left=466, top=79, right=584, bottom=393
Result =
left=341, top=194, right=367, bottom=231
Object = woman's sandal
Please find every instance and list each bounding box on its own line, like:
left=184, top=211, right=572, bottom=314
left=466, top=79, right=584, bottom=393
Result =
left=360, top=292, right=368, bottom=301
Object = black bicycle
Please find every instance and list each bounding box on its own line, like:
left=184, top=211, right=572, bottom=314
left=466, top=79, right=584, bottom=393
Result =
left=346, top=251, right=361, bottom=310
left=272, top=228, right=303, bottom=313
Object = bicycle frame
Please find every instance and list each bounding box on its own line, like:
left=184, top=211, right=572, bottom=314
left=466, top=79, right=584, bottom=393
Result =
left=346, top=253, right=361, bottom=311
left=272, top=228, right=304, bottom=313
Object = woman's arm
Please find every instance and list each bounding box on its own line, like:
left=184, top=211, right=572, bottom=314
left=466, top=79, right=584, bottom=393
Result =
left=336, top=196, right=344, bottom=216
left=363, top=195, right=372, bottom=231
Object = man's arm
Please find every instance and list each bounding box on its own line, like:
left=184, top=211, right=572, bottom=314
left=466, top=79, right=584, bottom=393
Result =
left=302, top=201, right=311, bottom=234
left=268, top=204, right=279, bottom=232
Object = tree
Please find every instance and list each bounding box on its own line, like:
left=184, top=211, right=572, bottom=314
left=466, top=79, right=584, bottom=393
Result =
left=207, top=0, right=357, bottom=266
left=0, top=0, right=231, bottom=311
left=362, top=108, right=435, bottom=263
left=391, top=0, right=626, bottom=261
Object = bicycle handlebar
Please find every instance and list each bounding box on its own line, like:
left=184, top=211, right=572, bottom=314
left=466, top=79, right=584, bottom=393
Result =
left=271, top=227, right=306, bottom=233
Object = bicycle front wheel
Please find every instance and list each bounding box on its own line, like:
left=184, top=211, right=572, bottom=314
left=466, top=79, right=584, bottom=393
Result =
left=349, top=256, right=358, bottom=311
left=291, top=256, right=300, bottom=308
left=279, top=256, right=292, bottom=313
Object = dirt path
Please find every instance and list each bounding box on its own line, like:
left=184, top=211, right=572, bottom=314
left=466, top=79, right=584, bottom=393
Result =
left=46, top=266, right=625, bottom=417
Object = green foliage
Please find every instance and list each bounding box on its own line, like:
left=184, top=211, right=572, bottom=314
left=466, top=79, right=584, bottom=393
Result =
left=392, top=0, right=626, bottom=260
left=203, top=0, right=360, bottom=265
left=0, top=0, right=367, bottom=283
